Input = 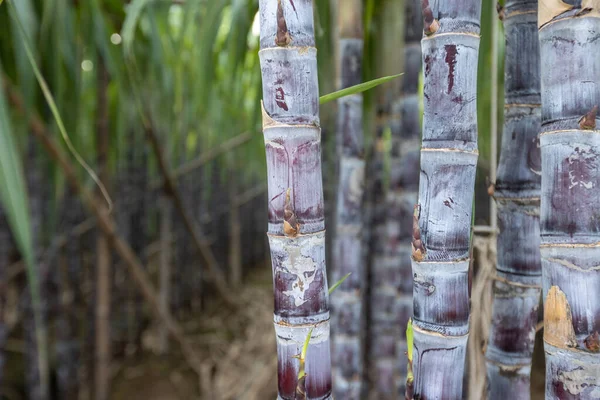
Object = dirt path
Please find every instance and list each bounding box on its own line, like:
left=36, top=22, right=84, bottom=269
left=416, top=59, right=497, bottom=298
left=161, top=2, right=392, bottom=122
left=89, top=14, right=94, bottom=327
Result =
left=112, top=265, right=277, bottom=400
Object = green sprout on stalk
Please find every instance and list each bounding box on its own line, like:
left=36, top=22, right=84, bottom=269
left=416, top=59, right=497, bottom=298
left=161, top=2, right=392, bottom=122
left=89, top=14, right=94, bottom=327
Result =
left=294, top=272, right=353, bottom=397
left=405, top=319, right=414, bottom=399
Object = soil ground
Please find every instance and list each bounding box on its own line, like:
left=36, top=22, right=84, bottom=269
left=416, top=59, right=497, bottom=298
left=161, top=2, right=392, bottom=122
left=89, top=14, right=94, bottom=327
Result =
left=112, top=264, right=278, bottom=400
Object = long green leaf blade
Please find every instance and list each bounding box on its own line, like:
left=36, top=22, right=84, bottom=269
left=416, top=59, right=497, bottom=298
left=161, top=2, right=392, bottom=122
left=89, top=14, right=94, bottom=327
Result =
left=319, top=73, right=403, bottom=104
left=121, top=0, right=150, bottom=55
left=0, top=66, right=47, bottom=397
left=8, top=0, right=112, bottom=211
left=328, top=272, right=351, bottom=295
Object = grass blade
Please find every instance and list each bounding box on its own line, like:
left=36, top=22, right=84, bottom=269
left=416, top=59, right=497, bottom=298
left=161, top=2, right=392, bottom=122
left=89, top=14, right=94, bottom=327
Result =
left=121, top=0, right=150, bottom=55
left=319, top=73, right=403, bottom=104
left=328, top=272, right=352, bottom=295
left=7, top=0, right=113, bottom=212
left=0, top=66, right=48, bottom=398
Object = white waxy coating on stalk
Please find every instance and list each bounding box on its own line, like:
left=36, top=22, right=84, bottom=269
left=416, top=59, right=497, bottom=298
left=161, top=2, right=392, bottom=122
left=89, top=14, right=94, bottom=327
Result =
left=538, top=1, right=600, bottom=397
left=259, top=1, right=331, bottom=398
left=411, top=0, right=481, bottom=397
left=270, top=233, right=325, bottom=308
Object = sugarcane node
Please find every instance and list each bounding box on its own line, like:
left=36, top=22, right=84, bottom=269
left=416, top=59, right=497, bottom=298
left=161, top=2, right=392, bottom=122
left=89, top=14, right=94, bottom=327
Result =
left=544, top=286, right=577, bottom=348
left=276, top=0, right=292, bottom=47
left=284, top=188, right=300, bottom=237
left=584, top=331, right=600, bottom=352
left=421, top=0, right=439, bottom=35
left=496, top=3, right=505, bottom=21
left=578, top=105, right=598, bottom=130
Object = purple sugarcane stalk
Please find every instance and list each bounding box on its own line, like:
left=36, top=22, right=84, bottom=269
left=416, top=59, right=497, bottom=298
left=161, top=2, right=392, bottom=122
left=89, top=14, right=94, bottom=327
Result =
left=331, top=0, right=365, bottom=399
left=410, top=0, right=482, bottom=398
left=388, top=0, right=422, bottom=395
left=485, top=0, right=543, bottom=398
left=538, top=0, right=600, bottom=397
left=258, top=1, right=332, bottom=399
left=367, top=2, right=404, bottom=397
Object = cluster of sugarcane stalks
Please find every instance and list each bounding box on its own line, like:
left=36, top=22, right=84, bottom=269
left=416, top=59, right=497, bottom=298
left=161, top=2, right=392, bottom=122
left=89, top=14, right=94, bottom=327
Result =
left=328, top=0, right=600, bottom=398
left=0, top=0, right=598, bottom=399
left=0, top=77, right=268, bottom=398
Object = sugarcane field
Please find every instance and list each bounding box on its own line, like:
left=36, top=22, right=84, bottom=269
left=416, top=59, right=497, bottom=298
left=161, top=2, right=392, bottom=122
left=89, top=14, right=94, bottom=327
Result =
left=0, top=0, right=599, bottom=399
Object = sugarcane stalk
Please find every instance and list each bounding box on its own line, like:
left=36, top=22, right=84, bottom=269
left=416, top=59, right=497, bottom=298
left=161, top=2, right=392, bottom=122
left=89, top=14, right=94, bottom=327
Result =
left=484, top=0, right=542, bottom=398
left=331, top=0, right=365, bottom=398
left=23, top=138, right=49, bottom=400
left=158, top=194, right=172, bottom=354
left=229, top=167, right=242, bottom=287
left=410, top=0, right=482, bottom=398
left=143, top=124, right=235, bottom=307
left=258, top=1, right=331, bottom=398
left=367, top=2, right=404, bottom=397
left=538, top=0, right=600, bottom=397
left=56, top=186, right=82, bottom=400
left=387, top=0, right=422, bottom=396
left=94, top=56, right=112, bottom=400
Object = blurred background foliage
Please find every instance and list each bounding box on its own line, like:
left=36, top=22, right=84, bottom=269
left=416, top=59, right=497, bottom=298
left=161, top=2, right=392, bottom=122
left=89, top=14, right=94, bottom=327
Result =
left=0, top=0, right=503, bottom=398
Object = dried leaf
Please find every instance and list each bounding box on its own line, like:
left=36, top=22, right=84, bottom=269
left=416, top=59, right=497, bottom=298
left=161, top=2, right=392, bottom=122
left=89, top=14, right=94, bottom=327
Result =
left=275, top=0, right=291, bottom=46
left=497, top=3, right=505, bottom=21
left=584, top=331, right=600, bottom=352
left=422, top=0, right=439, bottom=35
left=580, top=0, right=600, bottom=18
left=261, top=101, right=277, bottom=130
left=578, top=105, right=598, bottom=130
left=539, top=0, right=573, bottom=28
left=544, top=286, right=577, bottom=348
left=283, top=188, right=299, bottom=237
left=412, top=205, right=426, bottom=261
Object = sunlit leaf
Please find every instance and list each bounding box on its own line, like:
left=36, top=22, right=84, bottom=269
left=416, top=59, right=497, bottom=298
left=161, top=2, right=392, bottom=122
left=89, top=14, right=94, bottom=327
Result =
left=319, top=73, right=403, bottom=104
left=8, top=0, right=112, bottom=211
left=8, top=0, right=37, bottom=106
left=121, top=0, right=150, bottom=55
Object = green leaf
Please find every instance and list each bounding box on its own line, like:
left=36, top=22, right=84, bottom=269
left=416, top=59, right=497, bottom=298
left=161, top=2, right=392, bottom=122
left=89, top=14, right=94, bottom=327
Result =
left=328, top=272, right=352, bottom=295
left=0, top=65, right=47, bottom=397
left=319, top=73, right=403, bottom=104
left=406, top=318, right=413, bottom=362
left=121, top=0, right=151, bottom=55
left=301, top=327, right=313, bottom=363
left=8, top=0, right=37, bottom=106
left=297, top=326, right=314, bottom=380
left=8, top=0, right=112, bottom=211
left=406, top=318, right=414, bottom=384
